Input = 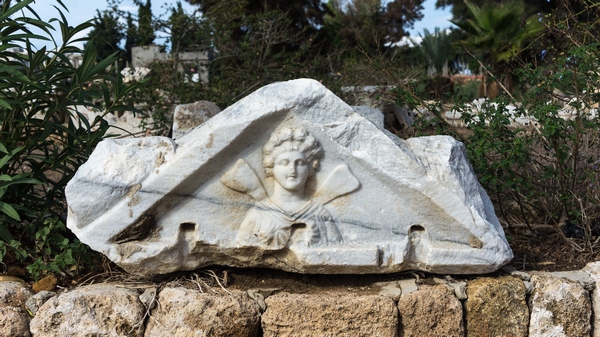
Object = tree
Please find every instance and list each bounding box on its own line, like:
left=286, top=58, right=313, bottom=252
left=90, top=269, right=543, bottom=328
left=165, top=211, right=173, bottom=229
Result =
left=86, top=9, right=125, bottom=62
left=437, top=0, right=597, bottom=53
left=0, top=0, right=144, bottom=279
left=411, top=28, right=453, bottom=76
left=125, top=13, right=137, bottom=64
left=451, top=1, right=544, bottom=65
left=179, top=0, right=332, bottom=106
left=384, top=0, right=426, bottom=44
left=135, top=0, right=155, bottom=46
left=324, top=0, right=425, bottom=53
left=437, top=0, right=557, bottom=23
left=451, top=0, right=544, bottom=97
left=169, top=1, right=205, bottom=53
left=185, top=0, right=327, bottom=34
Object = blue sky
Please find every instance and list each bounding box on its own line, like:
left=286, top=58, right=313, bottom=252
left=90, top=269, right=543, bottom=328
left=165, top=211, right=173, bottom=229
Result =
left=25, top=0, right=452, bottom=49
left=409, top=0, right=453, bottom=35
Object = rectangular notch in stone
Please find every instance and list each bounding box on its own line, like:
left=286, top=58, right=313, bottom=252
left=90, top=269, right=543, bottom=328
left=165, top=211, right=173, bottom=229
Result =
left=180, top=222, right=196, bottom=232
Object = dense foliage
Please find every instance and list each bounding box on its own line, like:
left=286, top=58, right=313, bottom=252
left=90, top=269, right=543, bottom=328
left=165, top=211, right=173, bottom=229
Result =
left=395, top=1, right=600, bottom=252
left=85, top=0, right=427, bottom=107
left=135, top=0, right=155, bottom=46
left=0, top=0, right=141, bottom=279
left=87, top=8, right=125, bottom=62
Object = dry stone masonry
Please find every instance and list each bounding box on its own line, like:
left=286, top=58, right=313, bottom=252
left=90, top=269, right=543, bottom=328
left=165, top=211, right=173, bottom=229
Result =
left=65, top=79, right=512, bottom=275
left=528, top=273, right=592, bottom=337
left=29, top=284, right=146, bottom=337
left=4, top=262, right=600, bottom=336
left=397, top=284, right=464, bottom=337
left=144, top=288, right=261, bottom=337
left=262, top=293, right=398, bottom=337
left=465, top=276, right=529, bottom=337
left=0, top=281, right=33, bottom=337
left=584, top=262, right=600, bottom=337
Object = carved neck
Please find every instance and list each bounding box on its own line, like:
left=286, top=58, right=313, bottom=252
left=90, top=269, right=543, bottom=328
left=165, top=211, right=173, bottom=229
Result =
left=271, top=181, right=307, bottom=213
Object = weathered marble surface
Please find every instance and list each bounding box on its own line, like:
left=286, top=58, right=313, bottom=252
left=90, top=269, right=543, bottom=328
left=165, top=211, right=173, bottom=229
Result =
left=66, top=78, right=512, bottom=275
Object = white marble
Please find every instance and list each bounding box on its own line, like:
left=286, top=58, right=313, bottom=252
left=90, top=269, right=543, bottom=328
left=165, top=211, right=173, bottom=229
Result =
left=66, top=79, right=513, bottom=275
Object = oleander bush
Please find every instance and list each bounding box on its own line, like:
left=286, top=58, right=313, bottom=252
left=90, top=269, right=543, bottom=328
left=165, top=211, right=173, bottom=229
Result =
left=0, top=0, right=141, bottom=279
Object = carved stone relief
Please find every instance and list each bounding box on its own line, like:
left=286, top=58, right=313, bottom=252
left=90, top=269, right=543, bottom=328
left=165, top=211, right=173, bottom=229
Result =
left=221, top=126, right=358, bottom=250
left=65, top=79, right=513, bottom=275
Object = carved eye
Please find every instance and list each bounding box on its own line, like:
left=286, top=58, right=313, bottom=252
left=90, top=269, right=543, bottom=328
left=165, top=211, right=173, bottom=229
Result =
left=278, top=159, right=289, bottom=165
left=296, top=159, right=307, bottom=166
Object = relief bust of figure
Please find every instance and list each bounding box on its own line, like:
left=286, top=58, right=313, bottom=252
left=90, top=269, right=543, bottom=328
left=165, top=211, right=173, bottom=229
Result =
left=234, top=126, right=343, bottom=250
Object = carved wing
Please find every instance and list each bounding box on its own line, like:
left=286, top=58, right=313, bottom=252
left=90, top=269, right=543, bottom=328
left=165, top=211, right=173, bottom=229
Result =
left=312, top=164, right=360, bottom=205
left=220, top=159, right=267, bottom=200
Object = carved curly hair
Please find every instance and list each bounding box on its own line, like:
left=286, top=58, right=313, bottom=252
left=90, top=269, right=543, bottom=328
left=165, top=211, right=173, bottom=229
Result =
left=263, top=126, right=323, bottom=178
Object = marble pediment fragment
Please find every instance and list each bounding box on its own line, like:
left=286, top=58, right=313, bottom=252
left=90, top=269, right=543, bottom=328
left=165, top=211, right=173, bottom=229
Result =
left=66, top=79, right=513, bottom=275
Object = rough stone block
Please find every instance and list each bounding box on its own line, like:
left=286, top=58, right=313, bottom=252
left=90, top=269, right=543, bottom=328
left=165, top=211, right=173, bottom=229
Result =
left=397, top=285, right=464, bottom=337
left=262, top=292, right=398, bottom=337
left=172, top=100, right=221, bottom=139
left=465, top=276, right=528, bottom=337
left=30, top=284, right=145, bottom=337
left=0, top=281, right=34, bottom=337
left=25, top=290, right=56, bottom=316
left=144, top=287, right=261, bottom=337
left=583, top=261, right=600, bottom=337
left=528, top=273, right=591, bottom=337
left=0, top=306, right=31, bottom=337
left=0, top=280, right=33, bottom=307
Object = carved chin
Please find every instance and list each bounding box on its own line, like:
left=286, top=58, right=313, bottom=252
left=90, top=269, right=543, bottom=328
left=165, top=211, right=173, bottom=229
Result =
left=279, top=179, right=305, bottom=191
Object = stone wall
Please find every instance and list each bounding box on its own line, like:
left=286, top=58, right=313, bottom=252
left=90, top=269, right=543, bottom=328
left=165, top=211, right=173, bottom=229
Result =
left=3, top=262, right=600, bottom=337
left=131, top=45, right=209, bottom=83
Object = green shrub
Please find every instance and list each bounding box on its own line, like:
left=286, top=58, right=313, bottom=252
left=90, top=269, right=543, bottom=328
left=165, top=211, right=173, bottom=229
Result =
left=385, top=0, right=600, bottom=253
left=454, top=79, right=481, bottom=101
left=395, top=40, right=600, bottom=252
left=0, top=0, right=142, bottom=279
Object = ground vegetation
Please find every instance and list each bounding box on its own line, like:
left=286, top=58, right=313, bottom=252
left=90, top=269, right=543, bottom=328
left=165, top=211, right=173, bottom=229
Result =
left=0, top=0, right=143, bottom=280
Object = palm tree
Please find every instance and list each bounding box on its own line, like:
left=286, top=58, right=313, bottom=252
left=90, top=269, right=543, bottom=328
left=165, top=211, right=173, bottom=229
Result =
left=451, top=0, right=544, bottom=98
left=411, top=28, right=453, bottom=77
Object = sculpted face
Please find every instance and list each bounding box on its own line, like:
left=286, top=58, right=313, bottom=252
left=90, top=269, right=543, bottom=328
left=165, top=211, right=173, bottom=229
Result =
left=273, top=151, right=310, bottom=191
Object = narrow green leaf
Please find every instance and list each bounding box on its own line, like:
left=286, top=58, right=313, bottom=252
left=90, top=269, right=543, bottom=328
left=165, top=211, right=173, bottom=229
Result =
left=0, top=0, right=35, bottom=22
left=0, top=201, right=20, bottom=221
left=0, top=99, right=10, bottom=109
left=0, top=224, right=14, bottom=242
left=0, top=33, right=49, bottom=42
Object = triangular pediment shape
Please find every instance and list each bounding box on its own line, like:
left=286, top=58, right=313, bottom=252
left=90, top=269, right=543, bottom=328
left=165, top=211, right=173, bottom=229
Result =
left=66, top=79, right=512, bottom=275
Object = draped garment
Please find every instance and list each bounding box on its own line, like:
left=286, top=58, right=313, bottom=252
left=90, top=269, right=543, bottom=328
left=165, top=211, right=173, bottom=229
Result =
left=236, top=198, right=342, bottom=250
